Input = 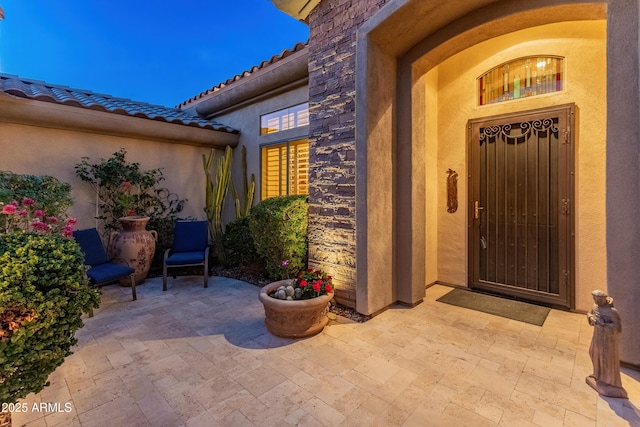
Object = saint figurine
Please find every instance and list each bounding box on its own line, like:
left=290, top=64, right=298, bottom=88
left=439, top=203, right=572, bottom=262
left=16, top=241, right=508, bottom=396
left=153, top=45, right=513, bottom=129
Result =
left=586, top=290, right=628, bottom=398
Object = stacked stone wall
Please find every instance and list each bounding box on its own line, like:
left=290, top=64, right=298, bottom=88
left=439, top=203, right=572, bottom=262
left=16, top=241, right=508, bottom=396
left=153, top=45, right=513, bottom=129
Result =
left=307, top=0, right=389, bottom=306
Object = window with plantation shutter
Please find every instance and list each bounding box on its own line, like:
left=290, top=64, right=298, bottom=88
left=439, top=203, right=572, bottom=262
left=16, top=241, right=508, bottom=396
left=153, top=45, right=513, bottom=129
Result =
left=261, top=138, right=309, bottom=199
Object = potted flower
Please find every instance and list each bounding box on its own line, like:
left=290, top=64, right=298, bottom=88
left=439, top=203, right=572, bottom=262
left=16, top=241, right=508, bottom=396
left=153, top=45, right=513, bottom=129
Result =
left=258, top=264, right=334, bottom=338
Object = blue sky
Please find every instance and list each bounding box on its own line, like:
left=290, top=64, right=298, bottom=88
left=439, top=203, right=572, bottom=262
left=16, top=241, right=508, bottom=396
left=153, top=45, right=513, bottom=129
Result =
left=0, top=1, right=309, bottom=107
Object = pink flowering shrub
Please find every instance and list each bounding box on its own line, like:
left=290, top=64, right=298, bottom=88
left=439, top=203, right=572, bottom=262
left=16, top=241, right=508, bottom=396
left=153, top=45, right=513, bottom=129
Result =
left=1, top=197, right=76, bottom=237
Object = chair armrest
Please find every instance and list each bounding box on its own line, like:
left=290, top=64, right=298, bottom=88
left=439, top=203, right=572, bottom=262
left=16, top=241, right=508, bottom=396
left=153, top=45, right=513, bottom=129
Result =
left=163, top=248, right=171, bottom=262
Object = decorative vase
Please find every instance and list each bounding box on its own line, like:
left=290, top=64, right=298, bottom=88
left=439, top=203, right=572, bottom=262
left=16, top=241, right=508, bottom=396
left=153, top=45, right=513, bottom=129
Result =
left=109, top=216, right=157, bottom=285
left=259, top=280, right=334, bottom=338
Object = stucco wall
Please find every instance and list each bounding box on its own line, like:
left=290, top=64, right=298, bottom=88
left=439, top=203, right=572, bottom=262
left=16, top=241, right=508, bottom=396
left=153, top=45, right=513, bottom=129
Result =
left=204, top=85, right=309, bottom=223
left=0, top=121, right=211, bottom=230
left=424, top=70, right=439, bottom=287
left=431, top=21, right=606, bottom=311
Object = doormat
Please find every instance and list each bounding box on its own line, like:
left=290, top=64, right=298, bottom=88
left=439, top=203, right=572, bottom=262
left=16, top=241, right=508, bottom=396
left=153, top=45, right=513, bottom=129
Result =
left=436, top=288, right=550, bottom=326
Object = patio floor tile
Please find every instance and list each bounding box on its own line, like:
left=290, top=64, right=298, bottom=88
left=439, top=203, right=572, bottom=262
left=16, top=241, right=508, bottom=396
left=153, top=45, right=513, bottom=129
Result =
left=9, top=278, right=640, bottom=426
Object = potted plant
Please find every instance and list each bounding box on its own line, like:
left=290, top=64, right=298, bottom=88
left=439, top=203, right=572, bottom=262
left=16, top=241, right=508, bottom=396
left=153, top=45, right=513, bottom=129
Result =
left=259, top=265, right=334, bottom=338
left=75, top=149, right=187, bottom=281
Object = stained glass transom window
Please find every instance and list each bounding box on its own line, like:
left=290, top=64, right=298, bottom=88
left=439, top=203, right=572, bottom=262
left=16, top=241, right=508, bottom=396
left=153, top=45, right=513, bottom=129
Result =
left=478, top=56, right=564, bottom=105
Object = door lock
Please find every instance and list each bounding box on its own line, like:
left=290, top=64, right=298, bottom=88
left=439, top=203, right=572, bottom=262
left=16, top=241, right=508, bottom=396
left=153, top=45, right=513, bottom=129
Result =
left=474, top=201, right=484, bottom=219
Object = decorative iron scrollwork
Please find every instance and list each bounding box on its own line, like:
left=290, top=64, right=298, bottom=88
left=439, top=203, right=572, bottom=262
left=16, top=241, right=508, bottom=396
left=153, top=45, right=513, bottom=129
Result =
left=480, top=119, right=558, bottom=145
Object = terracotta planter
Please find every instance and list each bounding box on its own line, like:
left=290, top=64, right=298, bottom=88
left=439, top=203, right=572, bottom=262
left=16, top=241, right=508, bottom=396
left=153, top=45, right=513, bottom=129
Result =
left=109, top=216, right=157, bottom=285
left=259, top=280, right=334, bottom=338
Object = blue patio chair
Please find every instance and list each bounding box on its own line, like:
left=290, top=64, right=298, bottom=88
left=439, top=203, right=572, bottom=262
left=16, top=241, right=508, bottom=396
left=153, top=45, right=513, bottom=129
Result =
left=73, top=228, right=137, bottom=316
left=163, top=220, right=210, bottom=291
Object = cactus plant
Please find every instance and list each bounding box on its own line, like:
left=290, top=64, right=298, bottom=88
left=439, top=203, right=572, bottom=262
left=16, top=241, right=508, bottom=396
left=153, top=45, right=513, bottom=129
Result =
left=231, top=145, right=255, bottom=219
left=203, top=145, right=232, bottom=262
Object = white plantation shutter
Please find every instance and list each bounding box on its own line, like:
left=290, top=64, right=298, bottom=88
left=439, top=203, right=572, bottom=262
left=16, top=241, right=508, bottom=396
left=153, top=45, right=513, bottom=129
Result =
left=289, top=140, right=309, bottom=195
left=261, top=139, right=309, bottom=199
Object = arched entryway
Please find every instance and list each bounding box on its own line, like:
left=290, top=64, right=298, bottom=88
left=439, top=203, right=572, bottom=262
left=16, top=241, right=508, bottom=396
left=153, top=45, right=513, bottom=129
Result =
left=355, top=0, right=640, bottom=365
left=417, top=21, right=606, bottom=310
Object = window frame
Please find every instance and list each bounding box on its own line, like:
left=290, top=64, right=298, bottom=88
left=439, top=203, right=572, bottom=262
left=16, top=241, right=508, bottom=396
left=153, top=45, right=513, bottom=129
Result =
left=260, top=102, right=309, bottom=135
left=477, top=55, right=565, bottom=106
left=260, top=138, right=309, bottom=200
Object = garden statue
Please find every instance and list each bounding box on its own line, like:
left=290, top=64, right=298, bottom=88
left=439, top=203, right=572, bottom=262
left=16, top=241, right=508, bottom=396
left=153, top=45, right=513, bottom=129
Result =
left=586, top=290, right=628, bottom=398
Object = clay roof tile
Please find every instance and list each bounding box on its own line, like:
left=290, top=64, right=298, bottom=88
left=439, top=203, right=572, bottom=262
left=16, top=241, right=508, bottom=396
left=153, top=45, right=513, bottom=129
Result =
left=0, top=73, right=238, bottom=134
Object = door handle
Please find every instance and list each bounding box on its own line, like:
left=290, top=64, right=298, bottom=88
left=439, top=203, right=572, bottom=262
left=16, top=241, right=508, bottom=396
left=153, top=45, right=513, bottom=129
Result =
left=474, top=201, right=484, bottom=219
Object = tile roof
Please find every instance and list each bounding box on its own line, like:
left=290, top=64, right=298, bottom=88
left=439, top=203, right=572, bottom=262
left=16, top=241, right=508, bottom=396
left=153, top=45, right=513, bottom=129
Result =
left=0, top=73, right=238, bottom=134
left=177, top=41, right=307, bottom=109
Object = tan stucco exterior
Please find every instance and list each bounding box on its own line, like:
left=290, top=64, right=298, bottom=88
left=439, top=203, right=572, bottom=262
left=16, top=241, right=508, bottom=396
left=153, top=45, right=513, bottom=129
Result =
left=353, top=0, right=640, bottom=364
left=181, top=46, right=309, bottom=225
left=0, top=94, right=228, bottom=230
left=426, top=21, right=607, bottom=312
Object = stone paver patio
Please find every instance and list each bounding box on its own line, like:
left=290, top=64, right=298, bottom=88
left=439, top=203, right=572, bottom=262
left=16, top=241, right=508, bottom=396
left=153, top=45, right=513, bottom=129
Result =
left=12, top=276, right=640, bottom=426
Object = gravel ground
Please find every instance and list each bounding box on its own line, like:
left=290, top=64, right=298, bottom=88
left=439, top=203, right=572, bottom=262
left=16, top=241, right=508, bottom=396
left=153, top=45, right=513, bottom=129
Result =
left=210, top=265, right=370, bottom=323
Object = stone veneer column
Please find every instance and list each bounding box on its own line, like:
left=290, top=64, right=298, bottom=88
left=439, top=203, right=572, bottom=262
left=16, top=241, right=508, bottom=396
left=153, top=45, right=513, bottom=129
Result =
left=307, top=0, right=389, bottom=308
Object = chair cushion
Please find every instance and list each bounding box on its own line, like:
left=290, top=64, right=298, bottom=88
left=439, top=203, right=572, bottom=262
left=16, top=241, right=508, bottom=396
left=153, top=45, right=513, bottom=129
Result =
left=73, top=228, right=109, bottom=266
left=166, top=251, right=205, bottom=266
left=87, top=262, right=135, bottom=284
left=173, top=221, right=208, bottom=253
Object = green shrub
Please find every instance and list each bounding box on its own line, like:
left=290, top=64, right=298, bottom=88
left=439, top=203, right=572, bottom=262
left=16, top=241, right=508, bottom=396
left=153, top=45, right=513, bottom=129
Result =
left=248, top=195, right=308, bottom=280
left=0, top=233, right=100, bottom=404
left=0, top=172, right=72, bottom=230
left=223, top=216, right=259, bottom=267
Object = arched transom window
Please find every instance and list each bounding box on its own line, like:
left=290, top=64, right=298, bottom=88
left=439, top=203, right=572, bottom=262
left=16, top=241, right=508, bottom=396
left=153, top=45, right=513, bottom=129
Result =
left=478, top=56, right=564, bottom=105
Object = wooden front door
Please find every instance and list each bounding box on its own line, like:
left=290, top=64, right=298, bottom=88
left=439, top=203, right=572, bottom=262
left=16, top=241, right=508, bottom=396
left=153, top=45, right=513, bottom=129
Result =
left=468, top=104, right=575, bottom=308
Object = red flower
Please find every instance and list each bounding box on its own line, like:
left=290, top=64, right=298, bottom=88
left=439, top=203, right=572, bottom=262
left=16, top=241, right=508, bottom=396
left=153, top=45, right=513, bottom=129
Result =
left=328, top=276, right=332, bottom=280
left=46, top=216, right=59, bottom=224
left=22, top=197, right=35, bottom=206
left=123, top=181, right=132, bottom=188
left=128, top=209, right=135, bottom=216
left=1, top=204, right=17, bottom=214
left=299, top=280, right=308, bottom=287
left=315, top=270, right=321, bottom=275
left=297, top=271, right=303, bottom=279
left=326, top=284, right=332, bottom=293
left=307, top=268, right=313, bottom=273
left=312, top=281, right=321, bottom=292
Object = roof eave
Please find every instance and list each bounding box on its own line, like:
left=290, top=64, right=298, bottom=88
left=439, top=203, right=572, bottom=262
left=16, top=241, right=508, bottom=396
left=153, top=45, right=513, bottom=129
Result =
left=271, top=0, right=320, bottom=21
left=0, top=93, right=239, bottom=148
left=189, top=46, right=309, bottom=117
